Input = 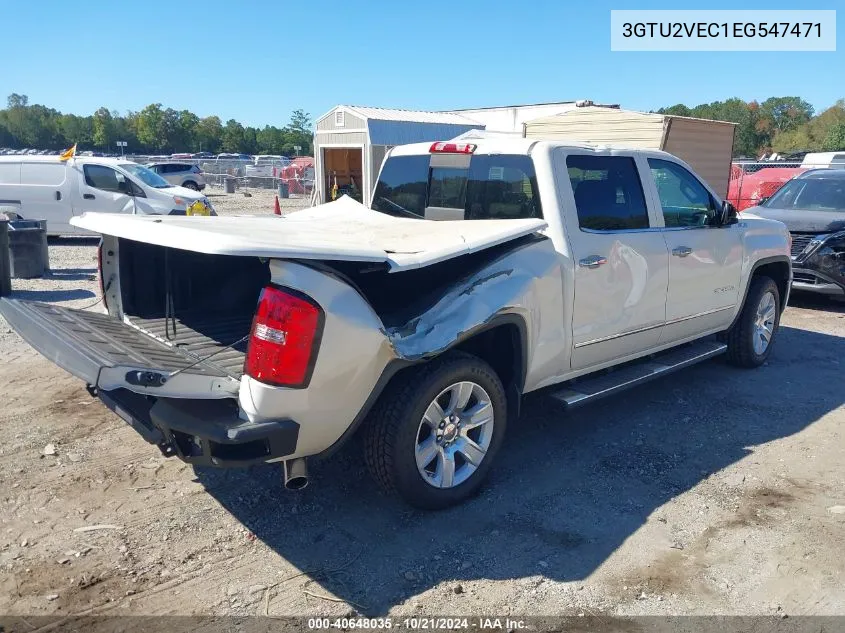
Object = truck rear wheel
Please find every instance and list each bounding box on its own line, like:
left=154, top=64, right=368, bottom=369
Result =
left=364, top=352, right=507, bottom=510
left=723, top=275, right=781, bottom=368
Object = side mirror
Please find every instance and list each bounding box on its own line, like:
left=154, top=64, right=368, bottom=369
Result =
left=117, top=179, right=130, bottom=195
left=720, top=200, right=738, bottom=226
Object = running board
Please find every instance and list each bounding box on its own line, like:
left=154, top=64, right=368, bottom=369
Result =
left=550, top=340, right=727, bottom=408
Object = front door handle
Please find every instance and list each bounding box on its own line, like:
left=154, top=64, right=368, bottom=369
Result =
left=579, top=255, right=607, bottom=269
left=83, top=193, right=95, bottom=200
left=55, top=190, right=62, bottom=201
left=672, top=246, right=693, bottom=258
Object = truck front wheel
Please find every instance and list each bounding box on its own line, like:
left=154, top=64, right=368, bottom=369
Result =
left=364, top=352, right=507, bottom=510
left=723, top=275, right=781, bottom=368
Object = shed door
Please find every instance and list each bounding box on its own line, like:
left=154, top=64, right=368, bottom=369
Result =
left=323, top=148, right=364, bottom=203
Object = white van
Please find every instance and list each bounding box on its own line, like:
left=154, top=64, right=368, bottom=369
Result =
left=0, top=156, right=214, bottom=236
left=800, top=152, right=845, bottom=169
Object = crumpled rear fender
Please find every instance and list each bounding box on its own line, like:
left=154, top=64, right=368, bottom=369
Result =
left=387, top=237, right=565, bottom=392
left=241, top=238, right=565, bottom=460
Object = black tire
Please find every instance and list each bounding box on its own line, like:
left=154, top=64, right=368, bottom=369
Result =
left=364, top=352, right=508, bottom=510
left=722, top=276, right=781, bottom=368
left=183, top=181, right=199, bottom=190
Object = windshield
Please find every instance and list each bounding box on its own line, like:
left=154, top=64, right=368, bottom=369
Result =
left=763, top=177, right=845, bottom=211
left=120, top=163, right=171, bottom=188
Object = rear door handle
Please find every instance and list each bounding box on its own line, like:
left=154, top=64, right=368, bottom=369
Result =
left=579, top=255, right=607, bottom=269
left=55, top=191, right=62, bottom=201
left=83, top=193, right=95, bottom=200
left=672, top=246, right=692, bottom=257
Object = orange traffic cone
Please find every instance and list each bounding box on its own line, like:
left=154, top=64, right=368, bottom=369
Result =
left=273, top=195, right=281, bottom=215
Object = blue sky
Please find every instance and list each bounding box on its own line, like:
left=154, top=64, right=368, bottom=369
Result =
left=2, top=0, right=842, bottom=127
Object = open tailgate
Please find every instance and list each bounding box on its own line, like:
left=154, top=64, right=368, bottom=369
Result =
left=0, top=299, right=239, bottom=398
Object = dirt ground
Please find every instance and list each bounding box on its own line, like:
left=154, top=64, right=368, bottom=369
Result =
left=1, top=200, right=844, bottom=623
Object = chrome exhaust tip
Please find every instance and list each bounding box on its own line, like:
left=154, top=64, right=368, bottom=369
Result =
left=283, top=458, right=308, bottom=490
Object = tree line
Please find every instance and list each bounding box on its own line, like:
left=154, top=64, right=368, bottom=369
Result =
left=0, top=94, right=313, bottom=156
left=657, top=96, right=845, bottom=157
left=1, top=93, right=843, bottom=158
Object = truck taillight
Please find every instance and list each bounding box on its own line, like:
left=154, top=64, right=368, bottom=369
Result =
left=244, top=286, right=323, bottom=388
left=429, top=142, right=476, bottom=154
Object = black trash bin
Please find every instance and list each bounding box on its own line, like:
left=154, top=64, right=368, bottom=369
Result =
left=224, top=177, right=236, bottom=194
left=278, top=181, right=289, bottom=199
left=8, top=219, right=49, bottom=279
left=0, top=220, right=10, bottom=297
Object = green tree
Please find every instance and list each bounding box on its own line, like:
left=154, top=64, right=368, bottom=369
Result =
left=256, top=125, right=286, bottom=154
left=135, top=103, right=167, bottom=151
left=7, top=93, right=28, bottom=109
left=92, top=107, right=114, bottom=149
left=657, top=104, right=692, bottom=117
left=759, top=97, right=813, bottom=135
left=195, top=116, right=223, bottom=154
left=822, top=122, right=845, bottom=151
left=222, top=119, right=245, bottom=152
left=174, top=110, right=199, bottom=151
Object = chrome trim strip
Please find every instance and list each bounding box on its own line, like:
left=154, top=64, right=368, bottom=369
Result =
left=574, top=305, right=735, bottom=348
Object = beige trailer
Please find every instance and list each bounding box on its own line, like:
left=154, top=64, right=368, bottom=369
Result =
left=523, top=107, right=736, bottom=197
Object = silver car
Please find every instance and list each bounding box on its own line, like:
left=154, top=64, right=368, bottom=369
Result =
left=146, top=162, right=206, bottom=191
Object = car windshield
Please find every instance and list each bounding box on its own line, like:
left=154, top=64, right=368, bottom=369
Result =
left=763, top=177, right=845, bottom=211
left=120, top=163, right=171, bottom=188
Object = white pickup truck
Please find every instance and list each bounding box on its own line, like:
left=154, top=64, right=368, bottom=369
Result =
left=0, top=138, right=792, bottom=509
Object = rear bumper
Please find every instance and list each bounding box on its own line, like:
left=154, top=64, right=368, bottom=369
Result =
left=97, top=388, right=299, bottom=467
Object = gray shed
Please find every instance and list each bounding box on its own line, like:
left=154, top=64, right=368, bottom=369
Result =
left=313, top=106, right=483, bottom=205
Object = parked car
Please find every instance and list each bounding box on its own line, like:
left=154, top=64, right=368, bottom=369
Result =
left=193, top=152, right=214, bottom=159
left=728, top=164, right=805, bottom=211
left=0, top=139, right=791, bottom=509
left=800, top=152, right=845, bottom=169
left=0, top=155, right=214, bottom=235
left=147, top=161, right=206, bottom=190
left=245, top=155, right=290, bottom=179
left=746, top=169, right=845, bottom=298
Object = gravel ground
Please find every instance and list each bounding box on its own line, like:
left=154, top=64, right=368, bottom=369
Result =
left=1, top=209, right=844, bottom=623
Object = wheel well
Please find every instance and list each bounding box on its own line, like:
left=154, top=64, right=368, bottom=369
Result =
left=752, top=261, right=790, bottom=309
left=452, top=323, right=524, bottom=393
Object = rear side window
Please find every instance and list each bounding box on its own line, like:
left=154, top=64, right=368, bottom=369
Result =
left=467, top=155, right=541, bottom=220
left=372, top=153, right=542, bottom=220
left=566, top=155, right=649, bottom=231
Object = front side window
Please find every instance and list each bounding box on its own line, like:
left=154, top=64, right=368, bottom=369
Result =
left=648, top=158, right=719, bottom=228
left=566, top=155, right=649, bottom=231
left=84, top=164, right=126, bottom=193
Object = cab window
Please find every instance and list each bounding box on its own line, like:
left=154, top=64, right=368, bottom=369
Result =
left=648, top=158, right=719, bottom=228
left=84, top=164, right=127, bottom=194
left=566, top=155, right=649, bottom=231
left=371, top=153, right=541, bottom=220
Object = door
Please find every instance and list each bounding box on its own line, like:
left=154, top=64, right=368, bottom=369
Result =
left=560, top=152, right=670, bottom=370
left=19, top=162, right=74, bottom=234
left=646, top=158, right=742, bottom=342
left=75, top=163, right=136, bottom=216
